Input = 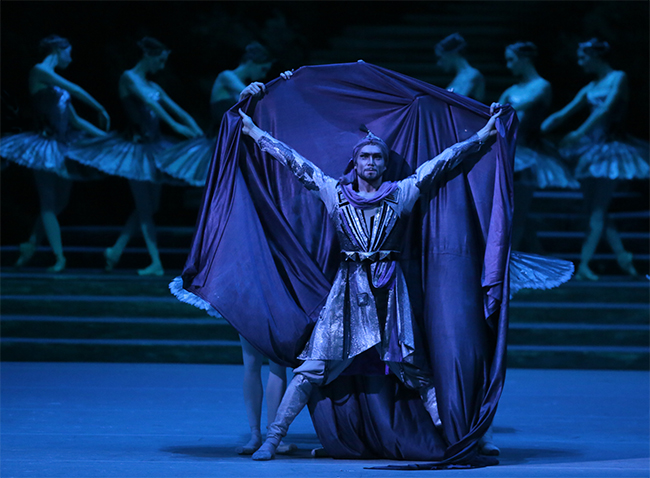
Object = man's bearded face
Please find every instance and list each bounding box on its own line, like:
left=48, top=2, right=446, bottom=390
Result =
left=355, top=144, right=386, bottom=183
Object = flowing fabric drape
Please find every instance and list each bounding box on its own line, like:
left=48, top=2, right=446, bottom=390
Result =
left=174, top=62, right=517, bottom=466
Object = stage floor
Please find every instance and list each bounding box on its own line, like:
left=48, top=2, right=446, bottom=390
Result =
left=1, top=363, right=648, bottom=478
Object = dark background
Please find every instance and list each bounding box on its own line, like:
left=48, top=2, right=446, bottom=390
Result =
left=2, top=1, right=648, bottom=244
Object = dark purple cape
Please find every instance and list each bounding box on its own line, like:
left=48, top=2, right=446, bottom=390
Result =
left=178, top=62, right=517, bottom=466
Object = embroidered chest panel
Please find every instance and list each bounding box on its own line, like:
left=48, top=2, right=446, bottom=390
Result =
left=335, top=189, right=401, bottom=252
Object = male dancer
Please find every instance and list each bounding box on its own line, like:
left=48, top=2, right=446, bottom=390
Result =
left=237, top=102, right=503, bottom=461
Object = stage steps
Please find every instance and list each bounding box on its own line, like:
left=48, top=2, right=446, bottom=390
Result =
left=1, top=270, right=647, bottom=370
left=2, top=188, right=647, bottom=275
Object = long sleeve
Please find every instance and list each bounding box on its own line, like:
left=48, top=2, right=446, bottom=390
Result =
left=255, top=132, right=338, bottom=211
left=398, top=133, right=484, bottom=214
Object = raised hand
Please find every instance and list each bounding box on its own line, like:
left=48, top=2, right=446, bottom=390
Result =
left=477, top=104, right=504, bottom=141
left=490, top=102, right=504, bottom=116
left=238, top=108, right=257, bottom=136
left=239, top=82, right=267, bottom=101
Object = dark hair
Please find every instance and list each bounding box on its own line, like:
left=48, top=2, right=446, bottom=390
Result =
left=137, top=37, right=169, bottom=56
left=506, top=41, right=538, bottom=60
left=39, top=35, right=71, bottom=57
left=578, top=38, right=611, bottom=58
left=240, top=42, right=273, bottom=65
left=435, top=33, right=467, bottom=55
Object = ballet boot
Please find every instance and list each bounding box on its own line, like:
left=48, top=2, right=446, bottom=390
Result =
left=252, top=374, right=313, bottom=461
left=478, top=425, right=500, bottom=456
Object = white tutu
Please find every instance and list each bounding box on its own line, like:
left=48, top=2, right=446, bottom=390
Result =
left=0, top=131, right=99, bottom=180
left=67, top=132, right=182, bottom=183
left=510, top=251, right=575, bottom=297
left=561, top=132, right=649, bottom=180
left=516, top=144, right=580, bottom=189
left=156, top=136, right=215, bottom=187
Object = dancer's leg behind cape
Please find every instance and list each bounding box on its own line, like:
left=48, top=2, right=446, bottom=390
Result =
left=171, top=62, right=518, bottom=466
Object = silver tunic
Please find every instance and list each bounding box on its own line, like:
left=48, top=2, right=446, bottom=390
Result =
left=256, top=132, right=482, bottom=364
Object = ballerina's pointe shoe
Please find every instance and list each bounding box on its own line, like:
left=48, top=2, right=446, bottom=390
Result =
left=617, top=252, right=639, bottom=277
left=574, top=265, right=599, bottom=281
left=104, top=247, right=120, bottom=272
left=47, top=256, right=66, bottom=273
left=137, top=264, right=164, bottom=277
left=15, top=242, right=37, bottom=268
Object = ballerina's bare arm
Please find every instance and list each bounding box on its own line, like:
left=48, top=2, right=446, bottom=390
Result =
left=67, top=103, right=106, bottom=137
left=31, top=65, right=110, bottom=130
left=541, top=84, right=590, bottom=133
left=451, top=73, right=480, bottom=98
left=497, top=88, right=511, bottom=106
left=213, top=70, right=248, bottom=102
left=121, top=73, right=198, bottom=138
left=500, top=81, right=551, bottom=128
left=238, top=108, right=337, bottom=208
left=572, top=71, right=627, bottom=137
left=151, top=82, right=203, bottom=135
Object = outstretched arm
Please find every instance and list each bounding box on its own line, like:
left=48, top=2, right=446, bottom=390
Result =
left=238, top=109, right=337, bottom=204
left=68, top=103, right=107, bottom=137
left=398, top=104, right=503, bottom=213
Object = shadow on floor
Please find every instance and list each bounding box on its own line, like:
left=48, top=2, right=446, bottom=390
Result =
left=162, top=434, right=323, bottom=460
left=499, top=446, right=583, bottom=465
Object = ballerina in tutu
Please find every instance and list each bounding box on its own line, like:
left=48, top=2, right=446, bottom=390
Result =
left=68, top=37, right=203, bottom=276
left=1, top=35, right=110, bottom=272
left=435, top=33, right=485, bottom=102
left=156, top=42, right=275, bottom=187
left=498, top=42, right=579, bottom=250
left=541, top=38, right=649, bottom=280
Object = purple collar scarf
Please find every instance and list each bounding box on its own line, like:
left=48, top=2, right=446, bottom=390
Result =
left=339, top=179, right=399, bottom=209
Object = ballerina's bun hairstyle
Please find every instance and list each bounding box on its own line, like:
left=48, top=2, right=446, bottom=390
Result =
left=240, top=41, right=273, bottom=65
left=137, top=37, right=169, bottom=56
left=578, top=38, right=611, bottom=57
left=39, top=35, right=71, bottom=57
left=506, top=41, right=538, bottom=59
left=435, top=33, right=467, bottom=55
